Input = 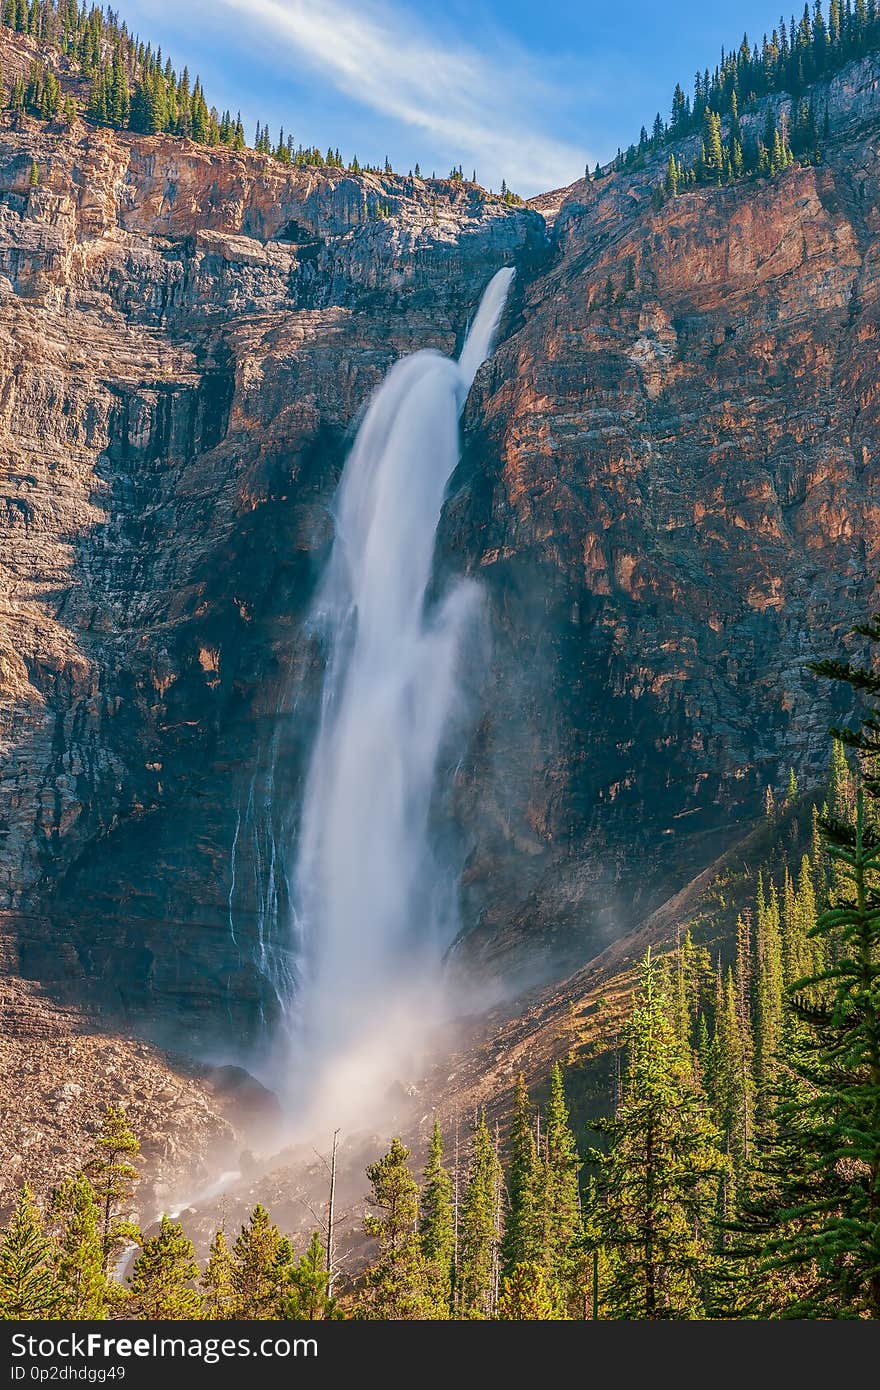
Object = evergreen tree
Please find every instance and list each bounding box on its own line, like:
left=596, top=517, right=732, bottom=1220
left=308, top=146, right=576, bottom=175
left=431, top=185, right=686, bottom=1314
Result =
left=107, top=48, right=129, bottom=126
left=591, top=951, right=724, bottom=1318
left=793, top=852, right=821, bottom=979
left=755, top=875, right=785, bottom=1132
left=280, top=1233, right=333, bottom=1319
left=201, top=1228, right=234, bottom=1319
left=540, top=1062, right=582, bottom=1309
left=358, top=1138, right=427, bottom=1319
left=190, top=78, right=209, bottom=142
left=715, top=963, right=755, bottom=1172
left=51, top=1175, right=107, bottom=1320
left=128, top=1216, right=203, bottom=1320
left=828, top=735, right=857, bottom=821
left=419, top=1118, right=454, bottom=1316
left=496, top=1261, right=560, bottom=1319
left=501, top=1073, right=539, bottom=1278
left=84, top=1106, right=140, bottom=1275
left=86, top=64, right=109, bottom=124
left=0, top=1186, right=61, bottom=1320
left=458, top=1113, right=503, bottom=1318
left=701, top=107, right=724, bottom=181
left=230, top=1205, right=284, bottom=1319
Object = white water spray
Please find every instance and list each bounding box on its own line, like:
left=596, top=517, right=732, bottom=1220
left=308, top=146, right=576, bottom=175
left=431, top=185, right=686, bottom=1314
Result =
left=277, top=267, right=514, bottom=1125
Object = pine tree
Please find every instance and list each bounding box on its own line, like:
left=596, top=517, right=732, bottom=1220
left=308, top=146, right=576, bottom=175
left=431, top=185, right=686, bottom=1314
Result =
left=201, top=1228, right=234, bottom=1319
left=230, top=1205, right=284, bottom=1319
left=501, top=1074, right=539, bottom=1278
left=280, top=1232, right=333, bottom=1319
left=591, top=951, right=725, bottom=1318
left=191, top=78, right=209, bottom=142
left=701, top=107, right=724, bottom=181
left=496, top=1261, right=560, bottom=1319
left=419, top=1118, right=454, bottom=1317
left=828, top=735, right=857, bottom=822
left=755, top=874, right=785, bottom=1132
left=107, top=48, right=129, bottom=127
left=51, top=1175, right=107, bottom=1319
left=458, top=1113, right=503, bottom=1318
left=84, top=1106, right=141, bottom=1275
left=128, top=1216, right=203, bottom=1320
left=358, top=1138, right=427, bottom=1319
left=0, top=1186, right=61, bottom=1319
left=715, top=964, right=755, bottom=1172
left=540, top=1062, right=582, bottom=1310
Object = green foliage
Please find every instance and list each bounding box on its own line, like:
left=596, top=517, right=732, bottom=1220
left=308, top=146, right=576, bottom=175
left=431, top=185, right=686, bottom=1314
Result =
left=0, top=1, right=401, bottom=174
left=539, top=1063, right=582, bottom=1310
left=612, top=0, right=880, bottom=191
left=279, top=1232, right=334, bottom=1320
left=501, top=1074, right=540, bottom=1277
left=201, top=1227, right=234, bottom=1319
left=84, top=1104, right=141, bottom=1275
left=358, top=1138, right=428, bottom=1319
left=230, top=1205, right=284, bottom=1319
left=50, top=1175, right=107, bottom=1319
left=590, top=951, right=725, bottom=1318
left=0, top=1185, right=61, bottom=1319
left=497, top=1261, right=561, bottom=1319
left=128, top=1216, right=203, bottom=1320
left=740, top=622, right=880, bottom=1318
left=419, top=1118, right=455, bottom=1316
left=458, top=1113, right=503, bottom=1318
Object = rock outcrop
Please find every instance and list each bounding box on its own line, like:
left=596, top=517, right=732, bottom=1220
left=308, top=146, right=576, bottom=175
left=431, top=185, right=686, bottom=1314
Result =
left=1, top=26, right=878, bottom=1058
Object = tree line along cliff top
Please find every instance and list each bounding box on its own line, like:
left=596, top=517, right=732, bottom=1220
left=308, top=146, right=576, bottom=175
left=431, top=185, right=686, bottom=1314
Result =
left=3, top=1, right=880, bottom=205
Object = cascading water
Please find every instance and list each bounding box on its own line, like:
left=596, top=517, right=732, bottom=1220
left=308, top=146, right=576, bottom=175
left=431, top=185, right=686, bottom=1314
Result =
left=236, top=267, right=514, bottom=1127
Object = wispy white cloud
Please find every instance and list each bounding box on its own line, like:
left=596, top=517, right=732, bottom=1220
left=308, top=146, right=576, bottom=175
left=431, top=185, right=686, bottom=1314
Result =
left=206, top=0, right=587, bottom=194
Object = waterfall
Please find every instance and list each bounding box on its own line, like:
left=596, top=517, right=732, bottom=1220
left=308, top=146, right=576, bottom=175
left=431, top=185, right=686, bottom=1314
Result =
left=256, top=267, right=513, bottom=1124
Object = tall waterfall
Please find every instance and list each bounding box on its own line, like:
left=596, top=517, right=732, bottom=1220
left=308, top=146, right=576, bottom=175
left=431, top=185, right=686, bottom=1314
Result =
left=267, top=268, right=513, bottom=1124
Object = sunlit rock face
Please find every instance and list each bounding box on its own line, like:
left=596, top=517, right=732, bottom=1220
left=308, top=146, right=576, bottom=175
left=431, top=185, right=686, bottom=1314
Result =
left=0, top=21, right=878, bottom=1050
left=448, top=57, right=880, bottom=972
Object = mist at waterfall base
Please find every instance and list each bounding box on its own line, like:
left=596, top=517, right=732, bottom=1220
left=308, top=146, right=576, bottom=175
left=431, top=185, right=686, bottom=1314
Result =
left=259, top=267, right=515, bottom=1135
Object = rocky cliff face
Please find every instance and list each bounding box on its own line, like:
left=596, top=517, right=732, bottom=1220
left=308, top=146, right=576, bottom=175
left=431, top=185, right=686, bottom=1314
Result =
left=0, top=64, right=542, bottom=1048
left=450, top=55, right=880, bottom=972
left=1, top=30, right=877, bottom=1057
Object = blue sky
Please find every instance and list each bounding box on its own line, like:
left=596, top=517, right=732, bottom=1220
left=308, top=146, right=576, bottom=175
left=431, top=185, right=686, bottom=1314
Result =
left=117, top=1, right=791, bottom=195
